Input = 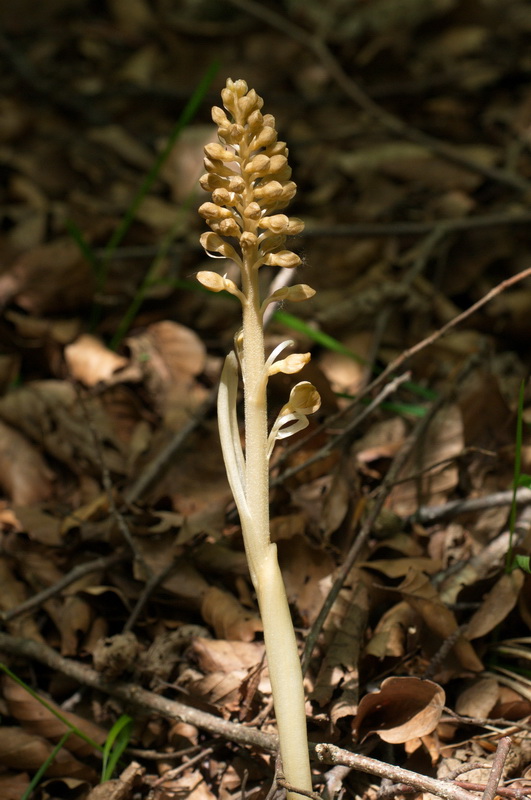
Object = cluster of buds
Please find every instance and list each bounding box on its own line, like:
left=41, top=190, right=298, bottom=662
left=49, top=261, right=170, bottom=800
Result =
left=197, top=78, right=314, bottom=303
left=197, top=78, right=321, bottom=447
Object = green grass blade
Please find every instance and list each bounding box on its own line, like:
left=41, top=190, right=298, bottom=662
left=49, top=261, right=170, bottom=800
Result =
left=101, top=714, right=133, bottom=782
left=21, top=731, right=72, bottom=800
left=0, top=663, right=103, bottom=753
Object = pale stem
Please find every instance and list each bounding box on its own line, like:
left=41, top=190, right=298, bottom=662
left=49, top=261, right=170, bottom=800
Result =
left=237, top=246, right=312, bottom=799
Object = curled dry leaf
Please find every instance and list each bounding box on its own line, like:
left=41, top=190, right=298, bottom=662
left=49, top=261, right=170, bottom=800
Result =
left=0, top=381, right=128, bottom=475
left=353, top=676, right=445, bottom=744
left=466, top=570, right=525, bottom=640
left=455, top=676, right=500, bottom=719
left=312, top=574, right=368, bottom=722
left=0, top=419, right=54, bottom=505
left=0, top=557, right=44, bottom=642
left=3, top=676, right=107, bottom=759
left=93, top=632, right=141, bottom=679
left=399, top=568, right=483, bottom=673
left=64, top=334, right=128, bottom=386
left=387, top=404, right=463, bottom=516
left=85, top=761, right=145, bottom=800
left=0, top=237, right=95, bottom=315
left=189, top=637, right=265, bottom=675
left=364, top=600, right=418, bottom=659
left=201, top=586, right=262, bottom=642
left=0, top=726, right=96, bottom=779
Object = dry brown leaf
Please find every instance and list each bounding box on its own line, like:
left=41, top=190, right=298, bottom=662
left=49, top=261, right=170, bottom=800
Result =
left=353, top=677, right=445, bottom=744
left=277, top=534, right=335, bottom=626
left=11, top=505, right=63, bottom=546
left=93, top=632, right=141, bottom=679
left=201, top=586, right=262, bottom=642
left=181, top=668, right=249, bottom=716
left=189, top=637, right=265, bottom=675
left=311, top=573, right=368, bottom=720
left=337, top=142, right=495, bottom=191
left=0, top=771, right=30, bottom=800
left=455, top=677, right=499, bottom=718
left=364, top=600, right=418, bottom=659
left=3, top=676, right=107, bottom=759
left=0, top=726, right=96, bottom=780
left=0, top=556, right=44, bottom=642
left=85, top=761, right=145, bottom=800
left=399, top=569, right=483, bottom=672
left=157, top=767, right=217, bottom=800
left=320, top=464, right=351, bottom=539
left=0, top=420, right=54, bottom=505
left=0, top=238, right=95, bottom=314
left=360, top=557, right=442, bottom=578
left=387, top=404, right=463, bottom=516
left=64, top=334, right=128, bottom=386
left=0, top=381, right=128, bottom=475
left=4, top=309, right=80, bottom=345
left=467, top=571, right=524, bottom=640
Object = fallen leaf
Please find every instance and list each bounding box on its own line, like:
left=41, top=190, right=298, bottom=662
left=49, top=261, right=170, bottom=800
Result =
left=64, top=334, right=128, bottom=386
left=201, top=586, right=262, bottom=642
left=467, top=571, right=525, bottom=640
left=399, top=568, right=483, bottom=673
left=353, top=676, right=445, bottom=744
left=455, top=677, right=499, bottom=718
left=0, top=420, right=54, bottom=505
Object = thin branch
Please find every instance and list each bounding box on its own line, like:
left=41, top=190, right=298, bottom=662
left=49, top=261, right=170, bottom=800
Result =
left=0, top=632, right=509, bottom=800
left=314, top=743, right=479, bottom=800
left=408, top=487, right=531, bottom=526
left=482, top=737, right=512, bottom=800
left=0, top=553, right=126, bottom=623
left=369, top=265, right=531, bottom=397
left=0, top=632, right=277, bottom=752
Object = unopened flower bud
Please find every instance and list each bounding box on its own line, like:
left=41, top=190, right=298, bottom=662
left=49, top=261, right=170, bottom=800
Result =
left=247, top=109, right=264, bottom=132
left=211, top=188, right=234, bottom=206
left=211, top=106, right=229, bottom=126
left=244, top=154, right=270, bottom=176
left=243, top=202, right=261, bottom=220
left=218, top=218, right=241, bottom=237
left=253, top=180, right=284, bottom=201
left=198, top=202, right=233, bottom=221
left=287, top=218, right=305, bottom=235
left=262, top=250, right=301, bottom=268
left=250, top=126, right=277, bottom=151
left=269, top=155, right=288, bottom=173
left=240, top=231, right=258, bottom=249
left=268, top=353, right=311, bottom=376
left=259, top=214, right=290, bottom=234
left=204, top=142, right=237, bottom=162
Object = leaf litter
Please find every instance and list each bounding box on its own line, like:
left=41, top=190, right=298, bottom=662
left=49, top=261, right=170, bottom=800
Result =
left=1, top=1, right=531, bottom=798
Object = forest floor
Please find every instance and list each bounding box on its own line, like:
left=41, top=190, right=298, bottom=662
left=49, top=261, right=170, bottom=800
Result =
left=1, top=1, right=531, bottom=799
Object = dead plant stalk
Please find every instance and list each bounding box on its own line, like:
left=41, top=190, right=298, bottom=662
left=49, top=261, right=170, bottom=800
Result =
left=197, top=79, right=320, bottom=799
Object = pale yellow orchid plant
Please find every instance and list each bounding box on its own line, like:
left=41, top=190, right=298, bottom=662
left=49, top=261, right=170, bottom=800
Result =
left=197, top=79, right=320, bottom=799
